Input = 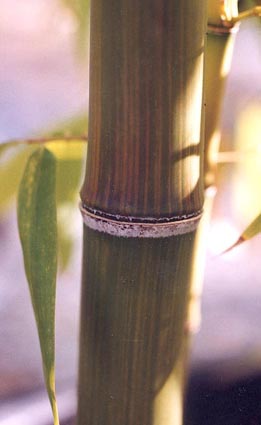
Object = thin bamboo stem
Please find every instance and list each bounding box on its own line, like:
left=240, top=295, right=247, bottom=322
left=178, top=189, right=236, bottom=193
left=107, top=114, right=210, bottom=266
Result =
left=188, top=0, right=239, bottom=340
left=231, top=6, right=261, bottom=24
left=205, top=0, right=239, bottom=188
left=183, top=1, right=240, bottom=404
left=183, top=2, right=240, bottom=388
left=0, top=136, right=87, bottom=148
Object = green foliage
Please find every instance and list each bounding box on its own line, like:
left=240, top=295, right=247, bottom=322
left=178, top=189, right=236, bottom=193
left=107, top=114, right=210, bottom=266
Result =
left=46, top=140, right=87, bottom=270
left=42, top=114, right=88, bottom=269
left=0, top=145, right=35, bottom=212
left=60, top=0, right=90, bottom=49
left=239, top=0, right=257, bottom=10
left=0, top=114, right=88, bottom=421
left=46, top=140, right=86, bottom=202
left=224, top=212, right=261, bottom=253
left=42, top=114, right=88, bottom=264
left=0, top=113, right=87, bottom=269
left=17, top=148, right=59, bottom=425
left=242, top=212, right=261, bottom=240
left=45, top=114, right=87, bottom=139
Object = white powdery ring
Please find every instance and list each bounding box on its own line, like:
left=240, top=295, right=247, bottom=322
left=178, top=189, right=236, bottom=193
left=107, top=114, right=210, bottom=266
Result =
left=80, top=205, right=202, bottom=238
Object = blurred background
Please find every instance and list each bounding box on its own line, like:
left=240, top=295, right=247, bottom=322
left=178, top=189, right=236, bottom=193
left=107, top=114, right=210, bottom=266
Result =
left=0, top=1, right=261, bottom=424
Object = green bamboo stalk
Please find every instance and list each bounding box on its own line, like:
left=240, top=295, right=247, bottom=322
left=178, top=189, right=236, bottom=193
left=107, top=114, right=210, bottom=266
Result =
left=205, top=0, right=239, bottom=189
left=78, top=229, right=197, bottom=424
left=183, top=1, right=241, bottom=374
left=78, top=2, right=207, bottom=424
left=184, top=3, right=256, bottom=386
left=205, top=1, right=261, bottom=190
left=81, top=1, right=205, bottom=218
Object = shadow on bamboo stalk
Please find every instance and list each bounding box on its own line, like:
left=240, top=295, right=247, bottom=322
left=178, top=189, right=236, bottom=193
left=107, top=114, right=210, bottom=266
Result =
left=77, top=1, right=207, bottom=424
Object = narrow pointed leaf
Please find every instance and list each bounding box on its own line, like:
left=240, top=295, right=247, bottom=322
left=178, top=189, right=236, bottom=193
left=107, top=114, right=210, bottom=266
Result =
left=242, top=212, right=261, bottom=240
left=223, top=212, right=261, bottom=253
left=17, top=147, right=59, bottom=425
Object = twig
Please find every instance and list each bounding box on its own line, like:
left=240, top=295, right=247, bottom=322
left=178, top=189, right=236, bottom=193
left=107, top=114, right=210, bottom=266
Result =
left=0, top=136, right=88, bottom=148
left=217, top=150, right=261, bottom=163
left=232, top=6, right=261, bottom=24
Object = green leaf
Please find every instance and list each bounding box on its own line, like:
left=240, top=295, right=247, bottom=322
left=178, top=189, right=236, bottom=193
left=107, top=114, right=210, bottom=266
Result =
left=57, top=203, right=78, bottom=271
left=17, top=148, right=59, bottom=425
left=0, top=145, right=34, bottom=213
left=60, top=0, right=90, bottom=49
left=45, top=114, right=88, bottom=139
left=1, top=136, right=86, bottom=270
left=224, top=212, right=261, bottom=253
left=0, top=111, right=87, bottom=215
left=46, top=139, right=87, bottom=270
left=242, top=212, right=261, bottom=240
left=46, top=140, right=86, bottom=202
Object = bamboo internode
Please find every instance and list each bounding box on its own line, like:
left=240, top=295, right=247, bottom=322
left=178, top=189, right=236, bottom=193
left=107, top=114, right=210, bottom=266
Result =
left=81, top=0, right=206, bottom=220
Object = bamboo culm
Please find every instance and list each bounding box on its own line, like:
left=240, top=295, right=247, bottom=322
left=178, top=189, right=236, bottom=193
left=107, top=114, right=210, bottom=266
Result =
left=78, top=1, right=207, bottom=424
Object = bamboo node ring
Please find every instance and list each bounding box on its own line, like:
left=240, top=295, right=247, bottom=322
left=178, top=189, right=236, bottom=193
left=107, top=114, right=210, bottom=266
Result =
left=207, top=23, right=239, bottom=35
left=80, top=204, right=202, bottom=238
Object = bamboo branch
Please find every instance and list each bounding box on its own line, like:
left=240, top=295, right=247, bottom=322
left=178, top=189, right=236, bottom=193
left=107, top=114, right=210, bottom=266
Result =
left=217, top=150, right=261, bottom=163
left=231, top=6, right=261, bottom=23
left=0, top=136, right=87, bottom=148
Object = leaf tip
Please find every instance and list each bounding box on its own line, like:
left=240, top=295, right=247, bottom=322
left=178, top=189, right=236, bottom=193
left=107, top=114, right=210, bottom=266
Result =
left=220, top=235, right=246, bottom=255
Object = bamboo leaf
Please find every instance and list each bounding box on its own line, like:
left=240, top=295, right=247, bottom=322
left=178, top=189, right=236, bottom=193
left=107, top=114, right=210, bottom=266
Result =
left=0, top=112, right=87, bottom=215
left=0, top=137, right=86, bottom=269
left=57, top=203, right=80, bottom=271
left=224, top=212, right=261, bottom=253
left=46, top=140, right=86, bottom=270
left=242, top=213, right=261, bottom=240
left=55, top=162, right=83, bottom=270
left=17, top=148, right=59, bottom=425
left=46, top=141, right=86, bottom=203
left=45, top=114, right=88, bottom=139
left=59, top=0, right=90, bottom=50
left=0, top=145, right=34, bottom=213
left=0, top=143, right=11, bottom=156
